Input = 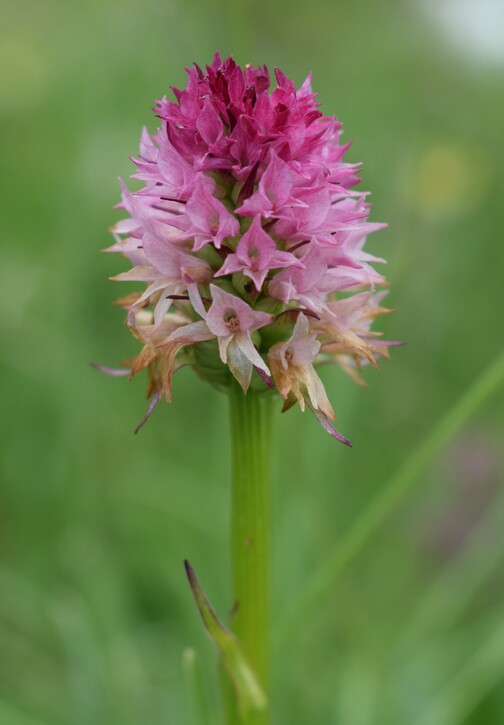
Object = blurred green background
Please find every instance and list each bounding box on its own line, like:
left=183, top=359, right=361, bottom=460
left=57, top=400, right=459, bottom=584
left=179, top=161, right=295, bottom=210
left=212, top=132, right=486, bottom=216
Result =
left=1, top=0, right=504, bottom=723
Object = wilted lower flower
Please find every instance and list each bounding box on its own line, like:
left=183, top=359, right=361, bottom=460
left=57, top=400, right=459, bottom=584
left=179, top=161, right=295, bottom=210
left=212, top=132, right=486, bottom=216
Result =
left=104, top=53, right=396, bottom=442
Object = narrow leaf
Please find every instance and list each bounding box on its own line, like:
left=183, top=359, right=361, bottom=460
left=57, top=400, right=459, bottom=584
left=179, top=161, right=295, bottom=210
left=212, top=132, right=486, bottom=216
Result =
left=184, top=561, right=267, bottom=716
left=413, top=614, right=504, bottom=725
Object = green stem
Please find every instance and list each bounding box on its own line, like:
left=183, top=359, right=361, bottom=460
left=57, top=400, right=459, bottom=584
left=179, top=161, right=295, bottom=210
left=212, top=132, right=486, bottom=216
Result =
left=225, top=384, right=273, bottom=724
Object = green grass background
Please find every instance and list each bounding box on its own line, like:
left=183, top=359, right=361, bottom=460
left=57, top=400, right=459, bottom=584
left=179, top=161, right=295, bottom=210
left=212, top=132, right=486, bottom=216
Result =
left=1, top=0, right=504, bottom=722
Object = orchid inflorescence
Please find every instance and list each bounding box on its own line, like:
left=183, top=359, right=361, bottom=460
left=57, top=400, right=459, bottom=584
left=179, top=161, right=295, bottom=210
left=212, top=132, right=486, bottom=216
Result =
left=105, top=53, right=397, bottom=444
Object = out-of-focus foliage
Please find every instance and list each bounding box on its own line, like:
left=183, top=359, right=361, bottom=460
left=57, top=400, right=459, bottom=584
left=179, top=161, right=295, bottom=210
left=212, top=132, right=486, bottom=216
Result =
left=1, top=0, right=503, bottom=723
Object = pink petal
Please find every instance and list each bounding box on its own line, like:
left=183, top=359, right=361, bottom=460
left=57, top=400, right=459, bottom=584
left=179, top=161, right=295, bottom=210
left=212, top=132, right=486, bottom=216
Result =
left=196, top=97, right=224, bottom=146
left=143, top=232, right=181, bottom=278
left=259, top=150, right=292, bottom=207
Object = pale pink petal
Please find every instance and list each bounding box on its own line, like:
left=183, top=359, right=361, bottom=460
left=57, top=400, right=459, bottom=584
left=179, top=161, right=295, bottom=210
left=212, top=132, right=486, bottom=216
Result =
left=143, top=232, right=181, bottom=278
left=167, top=320, right=214, bottom=344
left=226, top=339, right=254, bottom=392
left=234, top=331, right=270, bottom=374
left=90, top=363, right=131, bottom=377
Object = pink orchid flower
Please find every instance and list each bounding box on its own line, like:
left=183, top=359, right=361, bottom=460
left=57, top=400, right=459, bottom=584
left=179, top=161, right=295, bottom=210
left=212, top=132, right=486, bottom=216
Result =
left=215, top=216, right=302, bottom=290
left=168, top=285, right=272, bottom=393
left=185, top=179, right=240, bottom=251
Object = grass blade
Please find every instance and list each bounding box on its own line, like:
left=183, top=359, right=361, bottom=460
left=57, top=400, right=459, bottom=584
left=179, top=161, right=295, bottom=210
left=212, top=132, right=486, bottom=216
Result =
left=412, top=614, right=504, bottom=725
left=277, top=349, right=504, bottom=648
left=183, top=648, right=214, bottom=725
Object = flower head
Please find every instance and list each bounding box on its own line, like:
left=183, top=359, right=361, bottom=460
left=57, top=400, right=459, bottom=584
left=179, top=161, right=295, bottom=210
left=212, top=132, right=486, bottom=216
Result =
left=104, top=53, right=397, bottom=442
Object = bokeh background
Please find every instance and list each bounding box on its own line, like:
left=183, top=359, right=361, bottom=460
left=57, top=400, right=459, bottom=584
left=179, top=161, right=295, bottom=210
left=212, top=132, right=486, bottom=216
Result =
left=1, top=0, right=504, bottom=723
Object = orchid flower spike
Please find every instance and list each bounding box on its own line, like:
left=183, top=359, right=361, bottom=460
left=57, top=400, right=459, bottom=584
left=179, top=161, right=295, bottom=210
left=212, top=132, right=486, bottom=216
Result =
left=103, top=53, right=397, bottom=443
